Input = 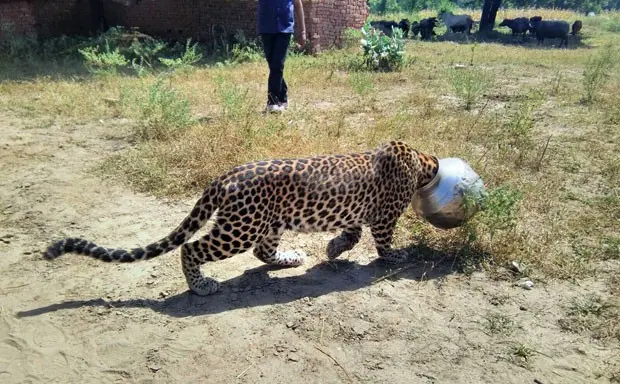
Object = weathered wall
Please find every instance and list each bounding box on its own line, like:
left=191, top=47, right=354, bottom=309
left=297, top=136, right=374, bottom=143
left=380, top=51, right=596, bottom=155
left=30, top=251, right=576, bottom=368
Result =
left=304, top=0, right=369, bottom=53
left=102, top=0, right=258, bottom=42
left=0, top=0, right=96, bottom=39
left=0, top=0, right=369, bottom=52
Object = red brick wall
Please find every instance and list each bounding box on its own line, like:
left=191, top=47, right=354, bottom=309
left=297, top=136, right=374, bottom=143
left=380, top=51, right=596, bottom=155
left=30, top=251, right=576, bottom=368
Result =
left=304, top=0, right=369, bottom=53
left=0, top=0, right=369, bottom=52
left=0, top=0, right=95, bottom=39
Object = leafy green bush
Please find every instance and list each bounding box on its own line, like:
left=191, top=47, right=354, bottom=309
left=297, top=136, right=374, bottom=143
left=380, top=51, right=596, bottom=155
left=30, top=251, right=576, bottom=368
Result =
left=159, top=38, right=203, bottom=73
left=460, top=184, right=523, bottom=258
left=120, top=78, right=194, bottom=141
left=360, top=22, right=406, bottom=71
left=78, top=43, right=129, bottom=75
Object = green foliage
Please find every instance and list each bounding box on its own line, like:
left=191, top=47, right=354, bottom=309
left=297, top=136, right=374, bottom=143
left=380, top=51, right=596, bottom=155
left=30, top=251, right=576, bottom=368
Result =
left=582, top=44, right=617, bottom=104
left=78, top=43, right=129, bottom=76
left=349, top=71, right=375, bottom=97
left=360, top=22, right=406, bottom=72
left=120, top=78, right=194, bottom=141
left=159, top=38, right=203, bottom=73
left=343, top=27, right=364, bottom=50
left=499, top=90, right=544, bottom=166
left=448, top=67, right=493, bottom=110
left=214, top=75, right=251, bottom=120
left=478, top=185, right=522, bottom=238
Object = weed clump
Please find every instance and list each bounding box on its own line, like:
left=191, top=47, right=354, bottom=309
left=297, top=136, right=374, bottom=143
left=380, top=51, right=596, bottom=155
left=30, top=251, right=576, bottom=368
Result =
left=120, top=77, right=194, bottom=141
left=448, top=67, right=493, bottom=110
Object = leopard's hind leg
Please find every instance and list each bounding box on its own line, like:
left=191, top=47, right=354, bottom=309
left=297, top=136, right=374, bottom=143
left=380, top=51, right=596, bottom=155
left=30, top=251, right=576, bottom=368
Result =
left=253, top=231, right=307, bottom=267
left=326, top=227, right=362, bottom=260
left=181, top=224, right=258, bottom=296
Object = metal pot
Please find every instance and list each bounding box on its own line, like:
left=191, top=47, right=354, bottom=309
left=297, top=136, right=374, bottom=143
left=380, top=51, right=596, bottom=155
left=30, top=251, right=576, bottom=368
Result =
left=412, top=157, right=486, bottom=230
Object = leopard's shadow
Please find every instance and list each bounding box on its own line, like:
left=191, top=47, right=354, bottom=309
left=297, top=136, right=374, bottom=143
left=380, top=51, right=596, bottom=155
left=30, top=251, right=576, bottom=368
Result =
left=17, top=244, right=476, bottom=318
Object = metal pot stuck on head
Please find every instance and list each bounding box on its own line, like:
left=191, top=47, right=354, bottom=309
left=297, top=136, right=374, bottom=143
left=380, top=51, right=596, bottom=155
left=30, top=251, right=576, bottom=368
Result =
left=412, top=157, right=486, bottom=230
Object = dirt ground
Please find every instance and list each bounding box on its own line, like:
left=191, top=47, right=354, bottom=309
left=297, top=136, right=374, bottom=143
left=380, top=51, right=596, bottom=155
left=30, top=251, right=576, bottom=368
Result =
left=0, top=112, right=618, bottom=384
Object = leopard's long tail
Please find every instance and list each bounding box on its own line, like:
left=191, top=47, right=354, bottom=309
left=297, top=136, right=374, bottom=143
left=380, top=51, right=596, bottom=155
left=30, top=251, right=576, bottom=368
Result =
left=43, top=184, right=220, bottom=263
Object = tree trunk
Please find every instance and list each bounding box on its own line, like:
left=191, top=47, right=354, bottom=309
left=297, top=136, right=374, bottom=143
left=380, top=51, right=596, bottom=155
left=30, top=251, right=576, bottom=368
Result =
left=479, top=0, right=502, bottom=33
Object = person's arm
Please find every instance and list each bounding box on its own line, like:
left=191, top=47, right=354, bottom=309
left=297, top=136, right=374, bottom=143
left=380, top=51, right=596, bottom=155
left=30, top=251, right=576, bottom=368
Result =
left=294, top=0, right=307, bottom=47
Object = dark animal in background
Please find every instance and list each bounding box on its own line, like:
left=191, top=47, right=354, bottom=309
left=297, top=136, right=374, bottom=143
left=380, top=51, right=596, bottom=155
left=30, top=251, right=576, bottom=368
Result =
left=498, top=17, right=530, bottom=38
left=398, top=18, right=411, bottom=38
left=370, top=19, right=410, bottom=37
left=528, top=16, right=543, bottom=36
left=530, top=19, right=570, bottom=48
left=409, top=21, right=420, bottom=37
left=370, top=20, right=398, bottom=36
left=439, top=11, right=474, bottom=34
left=417, top=17, right=439, bottom=40
left=571, top=20, right=583, bottom=35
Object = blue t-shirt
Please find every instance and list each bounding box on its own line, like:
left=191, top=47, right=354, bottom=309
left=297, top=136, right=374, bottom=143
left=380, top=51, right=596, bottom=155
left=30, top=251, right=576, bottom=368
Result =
left=257, top=0, right=295, bottom=34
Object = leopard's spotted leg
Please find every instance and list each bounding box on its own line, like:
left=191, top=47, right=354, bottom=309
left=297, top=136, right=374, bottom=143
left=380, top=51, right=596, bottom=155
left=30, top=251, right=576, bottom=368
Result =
left=326, top=227, right=362, bottom=260
left=371, top=219, right=409, bottom=264
left=181, top=225, right=257, bottom=296
left=253, top=232, right=307, bottom=267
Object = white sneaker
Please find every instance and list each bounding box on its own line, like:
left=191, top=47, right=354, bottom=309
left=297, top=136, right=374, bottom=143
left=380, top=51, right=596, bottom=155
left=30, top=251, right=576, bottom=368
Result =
left=280, top=102, right=288, bottom=110
left=266, top=104, right=284, bottom=113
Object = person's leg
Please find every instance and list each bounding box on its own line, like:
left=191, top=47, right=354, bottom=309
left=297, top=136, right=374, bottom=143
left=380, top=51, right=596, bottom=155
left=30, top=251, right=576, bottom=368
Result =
left=261, top=34, right=279, bottom=106
left=270, top=33, right=292, bottom=106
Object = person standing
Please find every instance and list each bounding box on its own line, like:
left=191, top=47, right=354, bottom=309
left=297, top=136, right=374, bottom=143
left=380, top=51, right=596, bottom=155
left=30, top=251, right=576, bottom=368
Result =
left=257, top=0, right=307, bottom=113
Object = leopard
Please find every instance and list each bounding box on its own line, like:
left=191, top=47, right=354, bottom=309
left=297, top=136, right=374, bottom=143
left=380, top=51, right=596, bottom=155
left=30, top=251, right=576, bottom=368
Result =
left=44, top=141, right=439, bottom=296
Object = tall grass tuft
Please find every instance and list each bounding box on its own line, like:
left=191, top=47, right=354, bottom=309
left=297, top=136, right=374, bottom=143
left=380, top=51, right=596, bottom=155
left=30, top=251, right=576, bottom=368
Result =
left=120, top=77, right=194, bottom=141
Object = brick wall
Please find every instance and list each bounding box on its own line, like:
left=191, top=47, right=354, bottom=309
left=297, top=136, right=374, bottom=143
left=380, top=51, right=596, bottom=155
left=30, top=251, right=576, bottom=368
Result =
left=304, top=0, right=369, bottom=53
left=0, top=0, right=96, bottom=39
left=0, top=0, right=369, bottom=52
left=102, top=0, right=259, bottom=43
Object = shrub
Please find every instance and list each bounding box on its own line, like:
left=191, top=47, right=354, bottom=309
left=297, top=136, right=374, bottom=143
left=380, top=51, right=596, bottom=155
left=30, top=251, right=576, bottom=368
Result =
left=159, top=38, right=203, bottom=73
left=360, top=22, right=405, bottom=72
left=448, top=67, right=493, bottom=110
left=120, top=77, right=194, bottom=141
left=78, top=43, right=129, bottom=76
left=582, top=44, right=617, bottom=105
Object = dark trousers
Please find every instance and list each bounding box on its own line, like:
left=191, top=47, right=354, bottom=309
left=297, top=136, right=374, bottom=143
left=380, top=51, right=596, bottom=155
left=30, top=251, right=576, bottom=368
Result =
left=261, top=33, right=291, bottom=105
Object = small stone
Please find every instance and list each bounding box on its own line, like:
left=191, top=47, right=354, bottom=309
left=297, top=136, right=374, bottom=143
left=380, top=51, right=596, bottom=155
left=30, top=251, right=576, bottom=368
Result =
left=23, top=251, right=32, bottom=255
left=519, top=305, right=528, bottom=311
left=275, top=345, right=285, bottom=353
left=516, top=279, right=534, bottom=290
left=287, top=353, right=300, bottom=362
left=148, top=364, right=161, bottom=372
left=286, top=322, right=296, bottom=329
left=576, top=347, right=587, bottom=355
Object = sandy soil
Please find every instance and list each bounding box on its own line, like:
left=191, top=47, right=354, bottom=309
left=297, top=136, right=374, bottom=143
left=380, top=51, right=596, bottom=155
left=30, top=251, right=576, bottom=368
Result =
left=0, top=112, right=618, bottom=384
